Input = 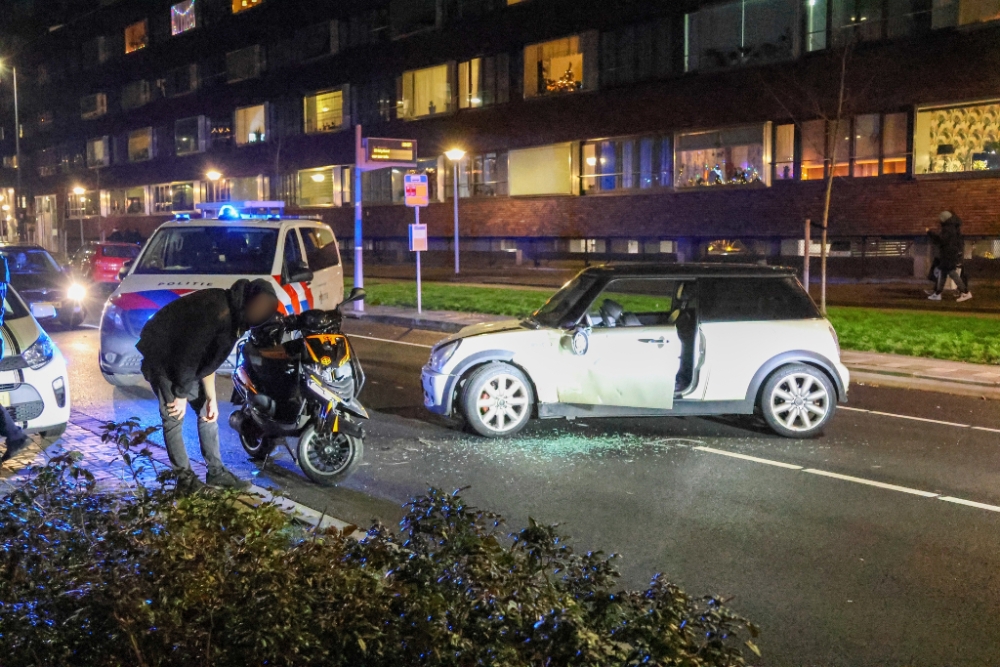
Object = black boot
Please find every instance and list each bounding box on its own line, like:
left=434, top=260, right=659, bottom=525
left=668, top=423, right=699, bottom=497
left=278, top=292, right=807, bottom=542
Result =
left=206, top=468, right=251, bottom=490
left=1, top=435, right=29, bottom=462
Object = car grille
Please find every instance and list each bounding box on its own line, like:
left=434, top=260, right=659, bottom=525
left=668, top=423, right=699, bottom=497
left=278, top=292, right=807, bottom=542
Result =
left=10, top=400, right=44, bottom=422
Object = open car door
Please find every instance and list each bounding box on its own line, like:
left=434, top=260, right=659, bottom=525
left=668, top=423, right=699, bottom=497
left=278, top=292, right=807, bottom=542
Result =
left=555, top=278, right=682, bottom=410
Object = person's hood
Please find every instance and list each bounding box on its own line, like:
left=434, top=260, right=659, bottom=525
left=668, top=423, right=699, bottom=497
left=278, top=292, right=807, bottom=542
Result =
left=226, top=278, right=277, bottom=330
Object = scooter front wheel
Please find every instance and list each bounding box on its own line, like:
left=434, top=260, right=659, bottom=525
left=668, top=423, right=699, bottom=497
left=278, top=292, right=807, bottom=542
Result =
left=297, top=425, right=363, bottom=486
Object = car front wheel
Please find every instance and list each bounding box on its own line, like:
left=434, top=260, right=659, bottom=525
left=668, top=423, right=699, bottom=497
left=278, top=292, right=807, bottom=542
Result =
left=760, top=364, right=835, bottom=438
left=460, top=362, right=534, bottom=438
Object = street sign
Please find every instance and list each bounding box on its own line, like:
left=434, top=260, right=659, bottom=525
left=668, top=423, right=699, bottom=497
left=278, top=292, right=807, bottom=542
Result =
left=364, top=138, right=417, bottom=166
left=409, top=223, right=428, bottom=252
left=404, top=173, right=429, bottom=207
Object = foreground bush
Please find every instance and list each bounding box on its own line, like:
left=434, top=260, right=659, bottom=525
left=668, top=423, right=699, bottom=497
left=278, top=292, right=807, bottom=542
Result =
left=0, top=420, right=759, bottom=666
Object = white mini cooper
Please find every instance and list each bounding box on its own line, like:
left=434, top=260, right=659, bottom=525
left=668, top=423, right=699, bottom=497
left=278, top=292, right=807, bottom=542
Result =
left=422, top=264, right=849, bottom=439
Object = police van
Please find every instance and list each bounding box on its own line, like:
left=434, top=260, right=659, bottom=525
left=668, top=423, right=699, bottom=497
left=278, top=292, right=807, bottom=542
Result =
left=99, top=202, right=344, bottom=387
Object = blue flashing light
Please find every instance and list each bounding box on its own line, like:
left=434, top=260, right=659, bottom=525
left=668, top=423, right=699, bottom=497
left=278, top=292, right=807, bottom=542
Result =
left=173, top=213, right=191, bottom=221
left=217, top=205, right=240, bottom=220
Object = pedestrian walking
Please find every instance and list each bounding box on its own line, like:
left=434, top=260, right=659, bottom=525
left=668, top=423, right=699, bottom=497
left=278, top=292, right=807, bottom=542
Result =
left=137, top=279, right=280, bottom=490
left=926, top=211, right=972, bottom=302
left=0, top=254, right=29, bottom=462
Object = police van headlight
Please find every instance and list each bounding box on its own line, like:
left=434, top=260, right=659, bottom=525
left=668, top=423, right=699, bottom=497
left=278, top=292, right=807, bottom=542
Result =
left=428, top=341, right=460, bottom=371
left=23, top=333, right=55, bottom=370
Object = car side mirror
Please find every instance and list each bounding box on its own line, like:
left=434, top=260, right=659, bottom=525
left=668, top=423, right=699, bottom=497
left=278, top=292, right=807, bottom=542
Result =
left=118, top=260, right=133, bottom=281
left=343, top=287, right=366, bottom=304
left=286, top=262, right=313, bottom=284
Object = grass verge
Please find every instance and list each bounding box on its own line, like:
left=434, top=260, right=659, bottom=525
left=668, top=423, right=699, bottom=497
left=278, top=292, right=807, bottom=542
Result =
left=352, top=280, right=1000, bottom=365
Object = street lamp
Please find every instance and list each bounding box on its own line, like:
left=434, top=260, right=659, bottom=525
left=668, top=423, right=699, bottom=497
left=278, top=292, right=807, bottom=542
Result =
left=0, top=62, right=21, bottom=240
left=445, top=148, right=466, bottom=274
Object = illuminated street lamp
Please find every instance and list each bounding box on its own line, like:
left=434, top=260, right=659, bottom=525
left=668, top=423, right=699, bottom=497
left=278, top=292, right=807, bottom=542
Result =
left=445, top=148, right=466, bottom=274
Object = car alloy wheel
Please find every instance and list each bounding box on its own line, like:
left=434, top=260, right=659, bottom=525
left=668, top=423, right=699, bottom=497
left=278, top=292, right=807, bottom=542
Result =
left=461, top=363, right=534, bottom=437
left=766, top=368, right=832, bottom=436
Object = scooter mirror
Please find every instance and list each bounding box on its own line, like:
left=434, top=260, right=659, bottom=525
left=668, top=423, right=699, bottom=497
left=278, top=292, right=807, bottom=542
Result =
left=344, top=287, right=366, bottom=304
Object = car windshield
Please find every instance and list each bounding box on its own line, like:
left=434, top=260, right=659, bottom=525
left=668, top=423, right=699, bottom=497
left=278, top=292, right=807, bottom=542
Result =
left=1, top=249, right=62, bottom=275
left=134, top=226, right=278, bottom=275
left=102, top=245, right=141, bottom=259
left=531, top=274, right=599, bottom=328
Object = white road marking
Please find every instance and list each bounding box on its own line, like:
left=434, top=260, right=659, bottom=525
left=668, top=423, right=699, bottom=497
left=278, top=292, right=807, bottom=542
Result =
left=81, top=324, right=100, bottom=330
left=802, top=469, right=940, bottom=497
left=693, top=446, right=804, bottom=470
left=348, top=334, right=434, bottom=349
left=840, top=406, right=970, bottom=429
left=972, top=426, right=1000, bottom=435
left=938, top=496, right=1000, bottom=512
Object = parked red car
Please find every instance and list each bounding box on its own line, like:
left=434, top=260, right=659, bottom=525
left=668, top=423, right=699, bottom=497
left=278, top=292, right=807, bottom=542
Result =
left=72, top=242, right=141, bottom=284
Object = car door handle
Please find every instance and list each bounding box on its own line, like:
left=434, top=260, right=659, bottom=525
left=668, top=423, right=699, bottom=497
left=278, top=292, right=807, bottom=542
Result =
left=639, top=337, right=667, bottom=345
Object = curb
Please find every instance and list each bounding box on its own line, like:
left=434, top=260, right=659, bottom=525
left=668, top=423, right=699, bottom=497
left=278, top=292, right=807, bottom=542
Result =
left=345, top=310, right=471, bottom=334
left=68, top=411, right=364, bottom=536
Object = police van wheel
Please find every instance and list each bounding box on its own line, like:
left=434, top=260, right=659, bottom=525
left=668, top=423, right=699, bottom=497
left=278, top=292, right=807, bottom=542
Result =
left=101, top=371, right=142, bottom=388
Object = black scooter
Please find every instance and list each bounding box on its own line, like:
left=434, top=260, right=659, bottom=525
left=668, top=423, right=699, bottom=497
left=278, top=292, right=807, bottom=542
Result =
left=229, top=288, right=368, bottom=485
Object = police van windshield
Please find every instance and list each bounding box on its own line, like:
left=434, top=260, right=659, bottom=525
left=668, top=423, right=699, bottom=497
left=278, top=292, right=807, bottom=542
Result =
left=134, top=226, right=279, bottom=275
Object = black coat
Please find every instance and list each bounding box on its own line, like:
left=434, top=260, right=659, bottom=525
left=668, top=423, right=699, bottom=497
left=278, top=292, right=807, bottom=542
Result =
left=928, top=218, right=964, bottom=270
left=137, top=280, right=253, bottom=401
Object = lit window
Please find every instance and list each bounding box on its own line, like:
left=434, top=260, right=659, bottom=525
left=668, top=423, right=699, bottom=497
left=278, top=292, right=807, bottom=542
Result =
left=171, top=0, right=197, bottom=35
left=107, top=187, right=147, bottom=215
left=508, top=143, right=574, bottom=196
left=675, top=125, right=770, bottom=187
left=296, top=166, right=352, bottom=206
left=234, top=105, right=267, bottom=145
left=86, top=137, right=110, bottom=167
left=397, top=64, right=452, bottom=119
left=882, top=113, right=908, bottom=174
left=304, top=90, right=345, bottom=133
left=802, top=113, right=911, bottom=179
left=581, top=136, right=671, bottom=194
left=128, top=128, right=154, bottom=162
left=152, top=183, right=196, bottom=213
left=800, top=119, right=827, bottom=180
left=773, top=124, right=795, bottom=180
left=447, top=151, right=509, bottom=197
left=932, top=0, right=1000, bottom=27
left=232, top=0, right=263, bottom=14
left=125, top=20, right=148, bottom=54
left=915, top=101, right=1000, bottom=174
left=523, top=34, right=596, bottom=98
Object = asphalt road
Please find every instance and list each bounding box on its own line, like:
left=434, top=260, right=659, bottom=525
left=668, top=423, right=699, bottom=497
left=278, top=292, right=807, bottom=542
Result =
left=54, top=302, right=1000, bottom=666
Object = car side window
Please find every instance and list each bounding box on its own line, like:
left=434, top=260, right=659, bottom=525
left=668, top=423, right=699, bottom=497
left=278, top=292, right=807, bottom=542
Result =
left=699, top=277, right=820, bottom=322
left=282, top=230, right=304, bottom=277
left=301, top=226, right=340, bottom=270
left=586, top=279, right=676, bottom=328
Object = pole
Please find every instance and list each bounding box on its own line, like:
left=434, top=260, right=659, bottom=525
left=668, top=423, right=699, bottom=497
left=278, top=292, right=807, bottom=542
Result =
left=453, top=161, right=459, bottom=274
left=353, top=124, right=364, bottom=312
left=820, top=218, right=828, bottom=315
left=79, top=199, right=85, bottom=247
left=803, top=218, right=811, bottom=294
left=415, top=206, right=422, bottom=314
left=12, top=66, right=21, bottom=236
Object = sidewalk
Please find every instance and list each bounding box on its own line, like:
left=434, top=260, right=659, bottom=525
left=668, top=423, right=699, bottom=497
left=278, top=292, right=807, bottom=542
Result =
left=0, top=411, right=355, bottom=533
left=347, top=304, right=1000, bottom=400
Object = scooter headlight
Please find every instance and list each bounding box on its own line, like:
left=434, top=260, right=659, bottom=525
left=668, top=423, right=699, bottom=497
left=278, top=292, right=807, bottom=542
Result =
left=428, top=341, right=460, bottom=371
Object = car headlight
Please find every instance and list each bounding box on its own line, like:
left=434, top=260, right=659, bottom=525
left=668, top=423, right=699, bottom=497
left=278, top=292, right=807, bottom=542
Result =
left=22, top=332, right=55, bottom=370
left=428, top=340, right=460, bottom=371
left=67, top=283, right=87, bottom=301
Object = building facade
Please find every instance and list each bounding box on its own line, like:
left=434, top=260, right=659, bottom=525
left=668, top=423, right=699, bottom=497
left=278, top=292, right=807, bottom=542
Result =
left=2, top=0, right=1000, bottom=274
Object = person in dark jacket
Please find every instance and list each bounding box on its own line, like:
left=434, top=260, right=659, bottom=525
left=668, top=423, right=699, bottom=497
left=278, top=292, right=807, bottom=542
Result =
left=927, top=211, right=972, bottom=302
left=0, top=254, right=29, bottom=462
left=137, top=278, right=279, bottom=489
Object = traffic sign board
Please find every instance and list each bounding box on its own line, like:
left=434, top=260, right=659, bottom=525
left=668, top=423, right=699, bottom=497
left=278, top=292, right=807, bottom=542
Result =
left=404, top=173, right=429, bottom=207
left=409, top=223, right=427, bottom=252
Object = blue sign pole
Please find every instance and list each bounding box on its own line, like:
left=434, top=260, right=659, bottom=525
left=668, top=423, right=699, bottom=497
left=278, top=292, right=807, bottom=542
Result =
left=353, top=125, right=364, bottom=312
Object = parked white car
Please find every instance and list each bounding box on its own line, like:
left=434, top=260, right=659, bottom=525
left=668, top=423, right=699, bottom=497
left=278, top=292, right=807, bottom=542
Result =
left=0, top=286, right=70, bottom=438
left=422, top=264, right=849, bottom=439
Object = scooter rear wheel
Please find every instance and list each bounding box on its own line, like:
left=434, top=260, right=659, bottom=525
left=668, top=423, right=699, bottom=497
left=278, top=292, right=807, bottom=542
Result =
left=239, top=420, right=277, bottom=461
left=297, top=425, right=363, bottom=486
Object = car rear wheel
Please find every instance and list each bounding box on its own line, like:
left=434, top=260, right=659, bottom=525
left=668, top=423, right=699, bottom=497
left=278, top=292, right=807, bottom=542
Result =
left=760, top=364, right=835, bottom=438
left=460, top=363, right=534, bottom=438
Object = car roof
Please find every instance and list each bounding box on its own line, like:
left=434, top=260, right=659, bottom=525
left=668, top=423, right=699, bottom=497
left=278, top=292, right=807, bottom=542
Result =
left=580, top=262, right=800, bottom=279
left=0, top=244, right=49, bottom=252
left=155, top=217, right=327, bottom=230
